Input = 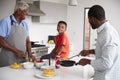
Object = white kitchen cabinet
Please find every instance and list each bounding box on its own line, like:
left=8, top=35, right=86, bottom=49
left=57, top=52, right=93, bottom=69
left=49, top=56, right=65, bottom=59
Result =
left=40, top=1, right=67, bottom=23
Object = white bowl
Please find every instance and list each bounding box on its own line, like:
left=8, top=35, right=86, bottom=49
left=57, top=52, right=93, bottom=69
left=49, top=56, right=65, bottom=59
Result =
left=23, top=62, right=34, bottom=69
left=35, top=62, right=44, bottom=68
left=42, top=60, right=49, bottom=66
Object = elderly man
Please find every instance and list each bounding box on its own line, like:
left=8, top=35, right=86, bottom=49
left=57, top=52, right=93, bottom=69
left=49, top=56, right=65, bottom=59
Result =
left=79, top=5, right=120, bottom=80
left=0, top=1, right=36, bottom=67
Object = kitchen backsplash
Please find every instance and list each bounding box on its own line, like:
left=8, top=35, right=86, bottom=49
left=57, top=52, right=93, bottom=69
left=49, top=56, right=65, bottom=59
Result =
left=25, top=16, right=58, bottom=44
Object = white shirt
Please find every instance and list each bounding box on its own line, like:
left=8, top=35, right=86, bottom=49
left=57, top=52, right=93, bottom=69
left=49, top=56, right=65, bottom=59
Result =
left=91, top=21, right=120, bottom=80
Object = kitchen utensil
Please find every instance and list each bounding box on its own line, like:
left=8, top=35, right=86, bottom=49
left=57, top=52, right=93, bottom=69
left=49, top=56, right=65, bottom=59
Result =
left=68, top=54, right=79, bottom=59
left=60, top=60, right=77, bottom=67
left=60, top=55, right=95, bottom=67
left=60, top=54, right=79, bottom=67
left=31, top=41, right=39, bottom=45
left=68, top=53, right=95, bottom=60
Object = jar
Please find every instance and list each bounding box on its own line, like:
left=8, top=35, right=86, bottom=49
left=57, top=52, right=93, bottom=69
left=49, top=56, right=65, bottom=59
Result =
left=55, top=54, right=60, bottom=69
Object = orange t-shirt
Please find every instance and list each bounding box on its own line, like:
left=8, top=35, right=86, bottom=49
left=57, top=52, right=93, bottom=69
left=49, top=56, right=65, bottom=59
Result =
left=55, top=33, right=70, bottom=58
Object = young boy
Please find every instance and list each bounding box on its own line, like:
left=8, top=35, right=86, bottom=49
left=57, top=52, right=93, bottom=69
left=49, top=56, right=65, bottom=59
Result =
left=41, top=21, right=70, bottom=59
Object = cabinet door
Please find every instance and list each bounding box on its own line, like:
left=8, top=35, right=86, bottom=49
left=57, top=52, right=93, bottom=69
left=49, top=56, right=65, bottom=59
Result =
left=40, top=1, right=67, bottom=23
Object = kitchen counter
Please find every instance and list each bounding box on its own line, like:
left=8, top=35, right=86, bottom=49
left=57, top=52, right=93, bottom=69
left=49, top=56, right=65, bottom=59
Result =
left=0, top=64, right=94, bottom=80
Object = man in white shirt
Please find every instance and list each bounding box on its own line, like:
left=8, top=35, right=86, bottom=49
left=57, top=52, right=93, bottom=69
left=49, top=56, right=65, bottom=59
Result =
left=79, top=5, right=120, bottom=80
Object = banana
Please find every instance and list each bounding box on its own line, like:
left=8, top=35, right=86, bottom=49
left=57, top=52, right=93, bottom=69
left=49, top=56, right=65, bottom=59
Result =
left=10, top=62, right=21, bottom=69
left=48, top=40, right=54, bottom=44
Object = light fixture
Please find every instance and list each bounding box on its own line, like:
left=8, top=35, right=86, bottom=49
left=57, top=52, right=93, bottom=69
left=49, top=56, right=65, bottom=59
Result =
left=69, top=0, right=78, bottom=6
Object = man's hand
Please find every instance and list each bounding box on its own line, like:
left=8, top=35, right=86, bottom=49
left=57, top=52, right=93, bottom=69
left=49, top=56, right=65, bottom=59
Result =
left=79, top=50, right=91, bottom=56
left=16, top=50, right=26, bottom=58
left=28, top=53, right=36, bottom=62
left=78, top=58, right=91, bottom=66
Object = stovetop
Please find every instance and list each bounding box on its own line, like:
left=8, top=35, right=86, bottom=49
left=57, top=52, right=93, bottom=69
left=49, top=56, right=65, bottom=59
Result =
left=31, top=44, right=46, bottom=48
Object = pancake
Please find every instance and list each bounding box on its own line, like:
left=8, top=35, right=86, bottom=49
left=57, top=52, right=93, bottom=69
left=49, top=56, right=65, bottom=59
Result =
left=43, top=68, right=55, bottom=77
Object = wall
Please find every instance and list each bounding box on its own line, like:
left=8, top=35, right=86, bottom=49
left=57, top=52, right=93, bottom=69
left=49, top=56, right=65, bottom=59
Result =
left=40, top=1, right=67, bottom=23
left=0, top=0, right=16, bottom=19
left=25, top=16, right=58, bottom=44
left=0, top=0, right=120, bottom=54
left=67, top=0, right=120, bottom=54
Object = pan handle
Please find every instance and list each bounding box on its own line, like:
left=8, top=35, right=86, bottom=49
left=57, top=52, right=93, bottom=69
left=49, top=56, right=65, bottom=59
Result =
left=68, top=54, right=80, bottom=59
left=75, top=62, right=79, bottom=65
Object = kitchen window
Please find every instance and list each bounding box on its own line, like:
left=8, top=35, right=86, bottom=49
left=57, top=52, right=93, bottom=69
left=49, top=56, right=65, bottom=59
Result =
left=83, top=8, right=97, bottom=50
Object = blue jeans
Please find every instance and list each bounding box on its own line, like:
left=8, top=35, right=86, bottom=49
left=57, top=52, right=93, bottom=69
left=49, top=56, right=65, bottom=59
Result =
left=40, top=53, right=56, bottom=59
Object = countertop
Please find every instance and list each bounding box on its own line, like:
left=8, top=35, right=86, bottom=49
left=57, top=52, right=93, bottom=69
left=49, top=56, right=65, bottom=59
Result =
left=0, top=64, right=94, bottom=80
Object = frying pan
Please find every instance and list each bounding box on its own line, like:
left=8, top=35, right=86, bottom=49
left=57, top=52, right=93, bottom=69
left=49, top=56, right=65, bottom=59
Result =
left=60, top=60, right=77, bottom=67
left=60, top=54, right=95, bottom=67
left=60, top=54, right=79, bottom=67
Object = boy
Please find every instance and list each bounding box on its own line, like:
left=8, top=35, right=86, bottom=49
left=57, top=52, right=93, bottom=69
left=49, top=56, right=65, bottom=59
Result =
left=41, top=21, right=70, bottom=59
